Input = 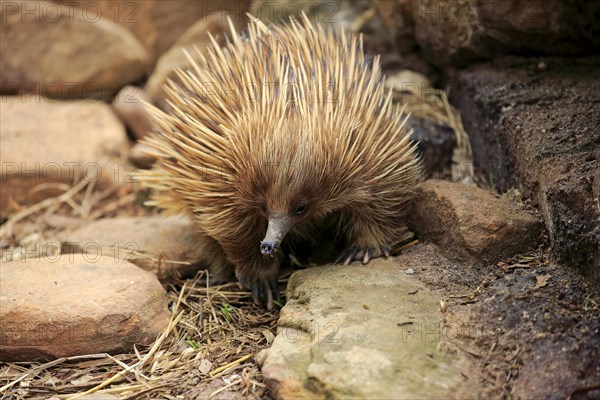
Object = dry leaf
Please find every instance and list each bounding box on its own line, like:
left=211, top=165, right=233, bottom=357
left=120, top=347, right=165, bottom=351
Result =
left=199, top=359, right=212, bottom=374
left=534, top=274, right=552, bottom=289
left=440, top=299, right=447, bottom=312
left=261, top=329, right=275, bottom=345
left=70, top=374, right=93, bottom=385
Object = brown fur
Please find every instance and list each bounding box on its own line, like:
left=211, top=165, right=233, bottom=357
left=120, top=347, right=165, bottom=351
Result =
left=139, top=14, right=423, bottom=306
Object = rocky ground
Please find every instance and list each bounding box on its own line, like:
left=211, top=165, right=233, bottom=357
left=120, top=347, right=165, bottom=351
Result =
left=1, top=1, right=599, bottom=399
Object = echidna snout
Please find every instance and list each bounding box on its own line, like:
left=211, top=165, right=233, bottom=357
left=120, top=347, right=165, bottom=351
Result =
left=260, top=241, right=278, bottom=255
left=260, top=213, right=292, bottom=256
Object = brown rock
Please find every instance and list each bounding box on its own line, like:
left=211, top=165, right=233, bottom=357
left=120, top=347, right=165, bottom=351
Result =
left=0, top=96, right=128, bottom=216
left=385, top=0, right=600, bottom=67
left=450, top=57, right=600, bottom=283
left=372, top=0, right=418, bottom=54
left=145, top=12, right=246, bottom=106
left=409, top=180, right=542, bottom=264
left=385, top=69, right=430, bottom=96
left=112, top=85, right=154, bottom=140
left=0, top=254, right=170, bottom=361
left=129, top=142, right=157, bottom=169
left=0, top=1, right=148, bottom=100
left=53, top=0, right=251, bottom=65
left=61, top=216, right=232, bottom=282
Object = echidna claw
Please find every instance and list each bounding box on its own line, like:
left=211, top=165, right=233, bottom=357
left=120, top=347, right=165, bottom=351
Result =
left=335, top=246, right=359, bottom=266
left=249, top=277, right=279, bottom=310
left=382, top=245, right=391, bottom=258
left=362, top=247, right=375, bottom=264
left=251, top=281, right=261, bottom=304
left=270, top=276, right=281, bottom=302
left=336, top=244, right=391, bottom=266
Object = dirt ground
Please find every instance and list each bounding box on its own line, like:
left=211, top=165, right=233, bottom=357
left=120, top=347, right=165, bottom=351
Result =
left=450, top=56, right=600, bottom=281
left=399, top=242, right=600, bottom=399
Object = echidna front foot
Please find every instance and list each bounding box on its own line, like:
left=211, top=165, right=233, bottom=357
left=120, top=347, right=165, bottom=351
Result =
left=251, top=277, right=280, bottom=310
left=335, top=244, right=391, bottom=266
left=237, top=268, right=280, bottom=310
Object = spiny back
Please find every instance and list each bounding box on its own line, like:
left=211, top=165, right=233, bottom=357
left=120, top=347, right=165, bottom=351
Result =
left=141, top=14, right=421, bottom=232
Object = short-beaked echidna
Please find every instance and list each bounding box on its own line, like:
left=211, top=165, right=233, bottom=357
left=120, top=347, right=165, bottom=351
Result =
left=140, top=14, right=423, bottom=309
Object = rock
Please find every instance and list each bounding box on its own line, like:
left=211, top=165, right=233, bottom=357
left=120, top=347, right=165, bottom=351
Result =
left=112, top=86, right=154, bottom=140
left=450, top=57, right=600, bottom=283
left=400, top=243, right=600, bottom=400
left=0, top=254, right=170, bottom=361
left=0, top=96, right=128, bottom=217
left=145, top=12, right=246, bottom=106
left=386, top=69, right=431, bottom=96
left=129, top=142, right=157, bottom=169
left=594, top=149, right=600, bottom=203
left=408, top=180, right=542, bottom=264
left=61, top=216, right=232, bottom=282
left=382, top=53, right=439, bottom=85
left=53, top=0, right=251, bottom=65
left=262, top=258, right=479, bottom=399
left=0, top=1, right=148, bottom=100
left=384, top=1, right=600, bottom=67
left=406, top=117, right=456, bottom=176
left=372, top=0, right=418, bottom=54
left=594, top=151, right=600, bottom=265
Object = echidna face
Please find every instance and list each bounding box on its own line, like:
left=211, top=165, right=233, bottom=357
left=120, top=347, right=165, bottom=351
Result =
left=250, top=133, right=328, bottom=255
left=258, top=183, right=318, bottom=256
left=233, top=115, right=341, bottom=256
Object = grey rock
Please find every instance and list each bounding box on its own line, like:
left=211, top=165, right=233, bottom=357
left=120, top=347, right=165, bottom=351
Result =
left=262, top=258, right=479, bottom=399
left=407, top=117, right=456, bottom=176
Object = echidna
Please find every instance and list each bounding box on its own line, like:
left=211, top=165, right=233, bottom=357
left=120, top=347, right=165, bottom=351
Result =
left=140, top=14, right=423, bottom=309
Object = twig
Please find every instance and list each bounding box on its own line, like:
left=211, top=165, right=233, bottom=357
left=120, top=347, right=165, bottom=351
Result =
left=65, top=312, right=184, bottom=400
left=209, top=378, right=243, bottom=398
left=567, top=383, right=600, bottom=400
left=210, top=354, right=253, bottom=377
left=0, top=179, right=89, bottom=238
left=0, top=354, right=110, bottom=393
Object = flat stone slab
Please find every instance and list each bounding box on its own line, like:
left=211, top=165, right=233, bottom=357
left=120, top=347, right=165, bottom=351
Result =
left=0, top=95, right=128, bottom=216
left=262, top=259, right=478, bottom=399
left=61, top=216, right=231, bottom=282
left=0, top=254, right=170, bottom=361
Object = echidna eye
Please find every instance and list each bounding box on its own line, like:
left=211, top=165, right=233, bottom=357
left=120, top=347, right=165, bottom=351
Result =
left=261, top=205, right=268, bottom=214
left=294, top=204, right=307, bottom=216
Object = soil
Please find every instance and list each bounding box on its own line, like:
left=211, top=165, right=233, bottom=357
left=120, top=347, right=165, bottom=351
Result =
left=398, top=243, right=600, bottom=399
left=450, top=56, right=600, bottom=284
